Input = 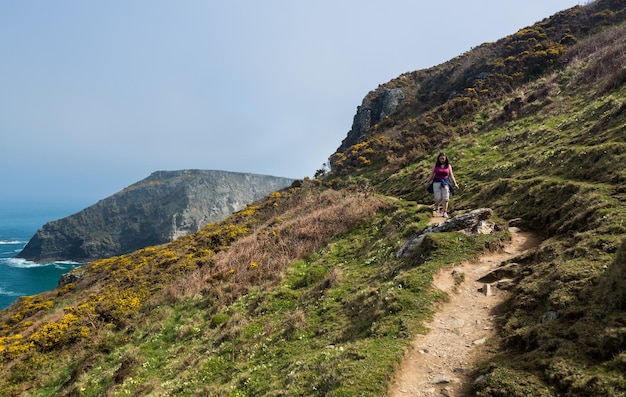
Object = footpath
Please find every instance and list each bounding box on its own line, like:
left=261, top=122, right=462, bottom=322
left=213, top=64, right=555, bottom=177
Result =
left=388, top=214, right=541, bottom=397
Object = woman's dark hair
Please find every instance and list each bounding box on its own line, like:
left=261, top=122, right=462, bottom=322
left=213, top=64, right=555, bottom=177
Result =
left=435, top=152, right=450, bottom=167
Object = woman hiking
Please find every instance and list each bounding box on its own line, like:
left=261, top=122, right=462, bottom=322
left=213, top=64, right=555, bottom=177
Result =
left=424, top=153, right=459, bottom=218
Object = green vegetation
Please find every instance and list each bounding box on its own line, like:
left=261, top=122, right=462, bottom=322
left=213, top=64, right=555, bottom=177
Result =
left=1, top=0, right=626, bottom=395
left=0, top=183, right=509, bottom=396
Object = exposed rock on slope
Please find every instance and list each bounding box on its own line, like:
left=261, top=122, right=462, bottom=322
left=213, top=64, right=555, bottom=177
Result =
left=17, top=170, right=294, bottom=262
left=338, top=87, right=405, bottom=151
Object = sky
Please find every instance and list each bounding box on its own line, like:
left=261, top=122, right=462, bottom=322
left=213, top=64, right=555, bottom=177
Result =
left=1, top=0, right=583, bottom=210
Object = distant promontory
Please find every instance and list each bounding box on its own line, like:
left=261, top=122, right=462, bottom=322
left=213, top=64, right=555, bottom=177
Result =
left=17, top=170, right=295, bottom=262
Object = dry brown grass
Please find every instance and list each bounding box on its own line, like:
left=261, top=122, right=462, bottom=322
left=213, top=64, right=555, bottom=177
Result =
left=161, top=267, right=208, bottom=302
left=161, top=188, right=387, bottom=306
left=568, top=22, right=626, bottom=93
left=218, top=189, right=386, bottom=283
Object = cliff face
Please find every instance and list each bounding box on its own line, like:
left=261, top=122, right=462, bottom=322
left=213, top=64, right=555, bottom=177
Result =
left=338, top=88, right=405, bottom=152
left=17, top=170, right=294, bottom=262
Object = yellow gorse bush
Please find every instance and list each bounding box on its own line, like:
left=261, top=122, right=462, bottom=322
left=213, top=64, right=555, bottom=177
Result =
left=0, top=333, right=34, bottom=360
left=0, top=183, right=301, bottom=364
left=29, top=313, right=89, bottom=351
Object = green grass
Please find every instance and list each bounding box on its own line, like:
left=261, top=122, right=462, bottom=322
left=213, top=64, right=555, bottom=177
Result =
left=16, top=197, right=505, bottom=397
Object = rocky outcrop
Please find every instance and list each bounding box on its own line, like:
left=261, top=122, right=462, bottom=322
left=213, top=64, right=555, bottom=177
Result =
left=338, top=88, right=405, bottom=152
left=396, top=208, right=495, bottom=258
left=17, top=170, right=294, bottom=263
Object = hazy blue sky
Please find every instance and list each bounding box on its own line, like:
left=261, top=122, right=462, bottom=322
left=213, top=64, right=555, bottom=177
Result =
left=1, top=1, right=582, bottom=208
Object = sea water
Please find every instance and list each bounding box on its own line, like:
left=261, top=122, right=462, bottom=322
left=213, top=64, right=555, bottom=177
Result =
left=0, top=201, right=86, bottom=311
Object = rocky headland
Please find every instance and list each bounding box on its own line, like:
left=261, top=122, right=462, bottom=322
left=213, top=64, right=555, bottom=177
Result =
left=16, top=170, right=294, bottom=262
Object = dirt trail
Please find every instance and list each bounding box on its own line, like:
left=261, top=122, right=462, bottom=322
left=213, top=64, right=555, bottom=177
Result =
left=388, top=216, right=541, bottom=397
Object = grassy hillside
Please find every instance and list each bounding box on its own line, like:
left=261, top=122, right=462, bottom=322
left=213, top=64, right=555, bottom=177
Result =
left=1, top=184, right=508, bottom=396
left=1, top=0, right=626, bottom=396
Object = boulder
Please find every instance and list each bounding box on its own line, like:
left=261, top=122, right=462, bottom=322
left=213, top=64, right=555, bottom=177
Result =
left=397, top=208, right=493, bottom=258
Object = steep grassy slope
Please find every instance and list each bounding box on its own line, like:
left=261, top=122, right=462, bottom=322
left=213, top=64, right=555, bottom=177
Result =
left=327, top=1, right=626, bottom=394
left=1, top=1, right=626, bottom=396
left=0, top=183, right=511, bottom=396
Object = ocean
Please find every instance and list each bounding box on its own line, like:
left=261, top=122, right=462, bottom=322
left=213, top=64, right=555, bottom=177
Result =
left=0, top=201, right=86, bottom=311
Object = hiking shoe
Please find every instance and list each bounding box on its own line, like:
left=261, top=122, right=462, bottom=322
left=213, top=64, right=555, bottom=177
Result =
left=443, top=212, right=449, bottom=218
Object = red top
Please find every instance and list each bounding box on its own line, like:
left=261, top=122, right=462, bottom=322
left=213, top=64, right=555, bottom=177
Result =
left=434, top=165, right=450, bottom=180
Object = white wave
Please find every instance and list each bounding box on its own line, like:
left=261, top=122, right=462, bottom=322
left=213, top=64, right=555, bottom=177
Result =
left=2, top=258, right=46, bottom=268
left=1, top=258, right=82, bottom=269
left=0, top=287, right=22, bottom=297
left=53, top=262, right=81, bottom=270
left=0, top=240, right=24, bottom=245
left=54, top=260, right=82, bottom=265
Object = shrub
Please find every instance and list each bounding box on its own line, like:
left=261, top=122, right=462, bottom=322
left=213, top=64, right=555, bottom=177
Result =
left=29, top=313, right=89, bottom=351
